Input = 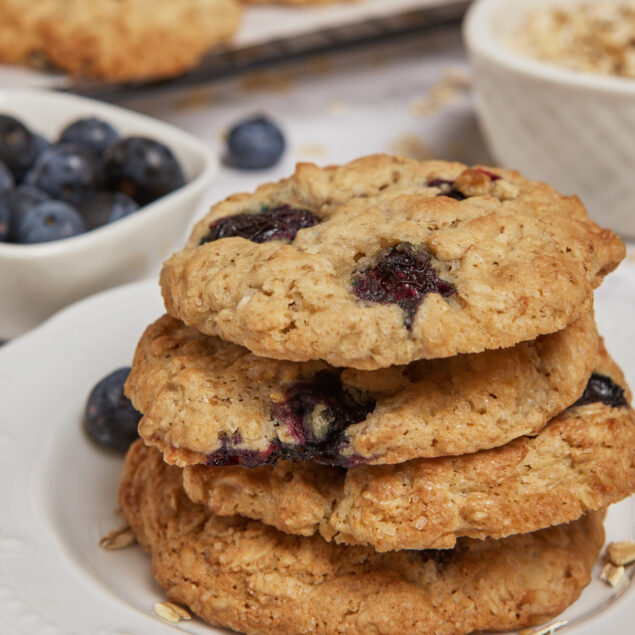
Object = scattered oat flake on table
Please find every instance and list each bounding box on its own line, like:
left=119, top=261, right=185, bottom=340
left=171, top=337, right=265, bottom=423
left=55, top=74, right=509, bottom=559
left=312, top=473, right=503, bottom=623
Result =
left=328, top=99, right=350, bottom=115
left=389, top=133, right=434, bottom=160
left=240, top=70, right=293, bottom=93
left=173, top=87, right=216, bottom=112
left=600, top=562, right=628, bottom=589
left=153, top=601, right=192, bottom=623
left=411, top=68, right=471, bottom=117
left=606, top=540, right=635, bottom=566
left=99, top=525, right=136, bottom=550
left=298, top=143, right=328, bottom=158
left=306, top=56, right=333, bottom=75
left=519, top=620, right=568, bottom=635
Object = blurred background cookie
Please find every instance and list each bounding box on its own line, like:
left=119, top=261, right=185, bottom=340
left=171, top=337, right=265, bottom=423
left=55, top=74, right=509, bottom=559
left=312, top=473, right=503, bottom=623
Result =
left=0, top=0, right=242, bottom=80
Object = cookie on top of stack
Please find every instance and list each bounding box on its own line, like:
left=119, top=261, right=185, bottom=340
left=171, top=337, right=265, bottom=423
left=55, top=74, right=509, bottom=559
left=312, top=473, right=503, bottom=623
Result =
left=120, top=155, right=634, bottom=635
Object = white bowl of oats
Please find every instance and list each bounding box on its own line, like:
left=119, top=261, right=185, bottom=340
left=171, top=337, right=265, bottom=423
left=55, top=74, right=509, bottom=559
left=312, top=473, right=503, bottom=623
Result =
left=464, top=0, right=635, bottom=238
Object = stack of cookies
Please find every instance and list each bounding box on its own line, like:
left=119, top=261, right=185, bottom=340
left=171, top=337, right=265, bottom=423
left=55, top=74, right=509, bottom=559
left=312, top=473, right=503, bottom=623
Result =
left=119, top=155, right=635, bottom=635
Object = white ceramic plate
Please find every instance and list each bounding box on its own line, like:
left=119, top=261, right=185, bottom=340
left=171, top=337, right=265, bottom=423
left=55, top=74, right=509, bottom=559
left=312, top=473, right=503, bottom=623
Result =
left=0, top=261, right=634, bottom=634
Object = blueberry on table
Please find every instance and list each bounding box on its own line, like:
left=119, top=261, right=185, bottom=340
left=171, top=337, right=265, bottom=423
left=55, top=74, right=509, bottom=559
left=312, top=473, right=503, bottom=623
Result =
left=104, top=137, right=185, bottom=206
left=0, top=159, right=14, bottom=193
left=0, top=114, right=39, bottom=180
left=0, top=194, right=9, bottom=241
left=25, top=143, right=101, bottom=206
left=80, top=190, right=139, bottom=230
left=14, top=200, right=85, bottom=244
left=59, top=117, right=119, bottom=156
left=6, top=184, right=50, bottom=240
left=83, top=367, right=141, bottom=452
left=226, top=115, right=285, bottom=170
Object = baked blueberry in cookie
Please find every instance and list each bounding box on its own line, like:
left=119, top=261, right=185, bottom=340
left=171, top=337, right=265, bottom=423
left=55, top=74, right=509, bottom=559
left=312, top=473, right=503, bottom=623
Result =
left=352, top=242, right=455, bottom=327
left=418, top=545, right=465, bottom=572
left=574, top=373, right=628, bottom=408
left=271, top=370, right=375, bottom=454
left=205, top=371, right=374, bottom=468
left=206, top=436, right=280, bottom=468
left=199, top=204, right=319, bottom=244
left=427, top=178, right=465, bottom=200
left=443, top=189, right=466, bottom=201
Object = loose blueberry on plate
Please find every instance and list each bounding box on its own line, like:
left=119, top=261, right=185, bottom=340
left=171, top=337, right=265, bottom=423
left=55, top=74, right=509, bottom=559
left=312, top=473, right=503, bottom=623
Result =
left=14, top=200, right=85, bottom=244
left=84, top=367, right=141, bottom=452
left=0, top=114, right=39, bottom=180
left=59, top=117, right=119, bottom=156
left=80, top=190, right=140, bottom=230
left=0, top=159, right=14, bottom=193
left=226, top=115, right=285, bottom=170
left=104, top=136, right=185, bottom=206
left=25, top=143, right=101, bottom=206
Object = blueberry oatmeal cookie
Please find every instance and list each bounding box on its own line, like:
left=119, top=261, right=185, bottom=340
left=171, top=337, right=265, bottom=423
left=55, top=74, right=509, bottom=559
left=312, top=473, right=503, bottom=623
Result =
left=160, top=155, right=624, bottom=369
left=119, top=440, right=606, bottom=635
left=0, top=0, right=241, bottom=80
left=182, top=346, right=634, bottom=551
left=127, top=312, right=598, bottom=467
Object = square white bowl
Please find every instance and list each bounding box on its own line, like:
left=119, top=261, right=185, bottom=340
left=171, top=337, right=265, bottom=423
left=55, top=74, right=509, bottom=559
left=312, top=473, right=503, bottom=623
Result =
left=0, top=88, right=217, bottom=339
left=463, top=0, right=635, bottom=239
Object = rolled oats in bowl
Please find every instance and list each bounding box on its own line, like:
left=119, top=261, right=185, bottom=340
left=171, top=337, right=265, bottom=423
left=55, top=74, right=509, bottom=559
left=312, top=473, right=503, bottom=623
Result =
left=513, top=2, right=635, bottom=78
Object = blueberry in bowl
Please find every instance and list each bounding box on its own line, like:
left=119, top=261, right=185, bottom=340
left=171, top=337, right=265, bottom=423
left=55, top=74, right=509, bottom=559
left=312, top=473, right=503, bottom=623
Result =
left=0, top=113, right=40, bottom=180
left=0, top=113, right=193, bottom=246
left=5, top=185, right=50, bottom=240
left=14, top=200, right=85, bottom=244
left=0, top=195, right=9, bottom=241
left=0, top=88, right=216, bottom=339
left=104, top=136, right=185, bottom=206
left=0, top=115, right=190, bottom=245
left=59, top=117, right=119, bottom=156
left=79, top=191, right=139, bottom=230
left=25, top=143, right=102, bottom=207
left=0, top=159, right=14, bottom=193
